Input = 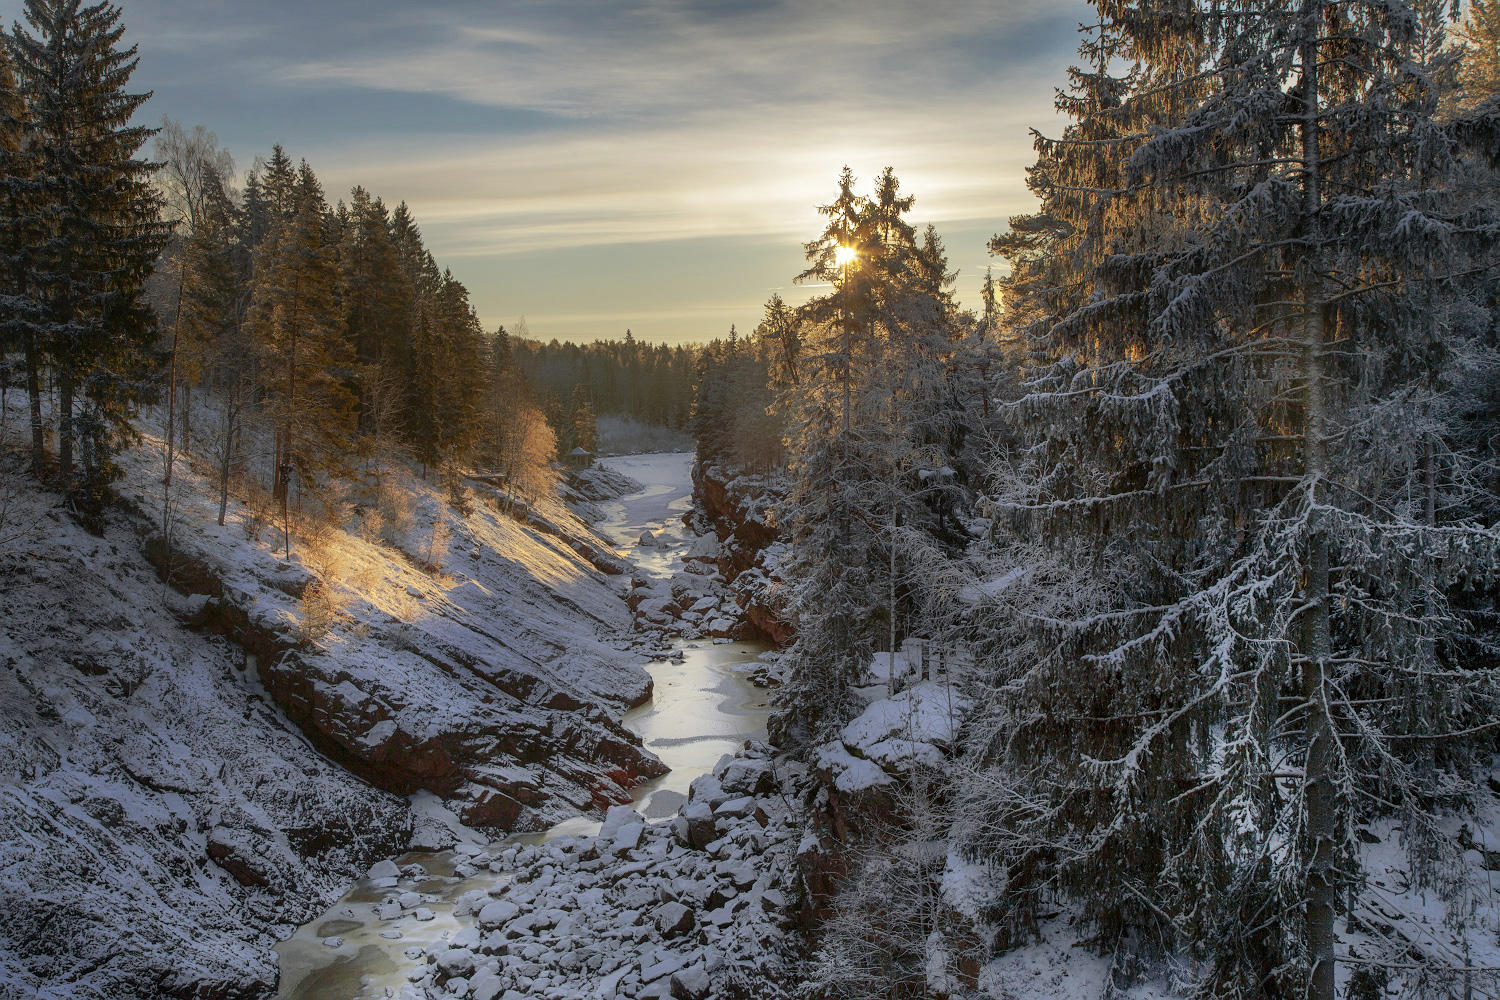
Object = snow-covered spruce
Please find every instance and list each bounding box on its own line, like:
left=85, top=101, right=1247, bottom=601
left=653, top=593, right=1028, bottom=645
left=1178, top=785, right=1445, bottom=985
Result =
left=384, top=747, right=802, bottom=1000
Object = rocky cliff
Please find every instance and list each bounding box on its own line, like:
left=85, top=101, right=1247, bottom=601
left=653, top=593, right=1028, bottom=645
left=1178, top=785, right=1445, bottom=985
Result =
left=689, top=464, right=793, bottom=647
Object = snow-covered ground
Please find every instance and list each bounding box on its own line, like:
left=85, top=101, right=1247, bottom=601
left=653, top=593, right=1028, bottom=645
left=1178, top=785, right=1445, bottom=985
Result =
left=102, top=421, right=666, bottom=838
left=336, top=753, right=803, bottom=1000
left=0, top=469, right=410, bottom=999
left=272, top=453, right=780, bottom=999
left=0, top=401, right=698, bottom=998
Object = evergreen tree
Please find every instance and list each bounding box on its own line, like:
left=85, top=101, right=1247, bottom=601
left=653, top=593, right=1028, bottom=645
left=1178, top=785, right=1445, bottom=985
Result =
left=179, top=165, right=251, bottom=525
left=428, top=269, right=488, bottom=467
left=0, top=44, right=45, bottom=468
left=6, top=0, right=170, bottom=505
left=245, top=159, right=352, bottom=523
left=338, top=186, right=411, bottom=391
left=1457, top=0, right=1500, bottom=104
left=968, top=3, right=1500, bottom=996
left=771, top=167, right=949, bottom=744
left=569, top=384, right=597, bottom=455
left=482, top=329, right=555, bottom=503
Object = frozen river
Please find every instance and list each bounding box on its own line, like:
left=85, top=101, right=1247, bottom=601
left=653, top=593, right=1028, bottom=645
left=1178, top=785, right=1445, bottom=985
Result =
left=276, top=453, right=770, bottom=1000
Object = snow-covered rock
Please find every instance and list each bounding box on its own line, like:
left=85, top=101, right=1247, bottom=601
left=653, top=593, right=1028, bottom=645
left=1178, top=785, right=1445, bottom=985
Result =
left=369, top=858, right=402, bottom=880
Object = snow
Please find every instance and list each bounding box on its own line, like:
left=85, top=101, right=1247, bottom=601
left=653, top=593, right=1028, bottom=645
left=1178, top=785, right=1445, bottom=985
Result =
left=841, top=681, right=970, bottom=755
left=958, top=565, right=1026, bottom=605
left=378, top=744, right=804, bottom=1000
left=978, top=909, right=1182, bottom=999
left=0, top=470, right=410, bottom=999
left=594, top=453, right=697, bottom=580
left=815, top=742, right=894, bottom=793
left=101, top=417, right=666, bottom=836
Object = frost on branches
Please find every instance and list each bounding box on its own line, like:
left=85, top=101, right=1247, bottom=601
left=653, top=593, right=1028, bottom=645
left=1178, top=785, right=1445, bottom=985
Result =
left=963, top=2, right=1500, bottom=997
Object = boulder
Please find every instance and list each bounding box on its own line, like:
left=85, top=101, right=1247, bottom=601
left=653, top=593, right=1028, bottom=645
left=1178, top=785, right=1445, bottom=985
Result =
left=720, top=758, right=775, bottom=796
left=470, top=967, right=503, bottom=1000
left=686, top=774, right=728, bottom=808
left=368, top=858, right=401, bottom=880
left=670, top=965, right=712, bottom=1000
left=599, top=803, right=639, bottom=841
left=653, top=901, right=695, bottom=938
left=713, top=796, right=756, bottom=819
left=684, top=802, right=717, bottom=851
left=478, top=900, right=521, bottom=929
left=613, top=821, right=645, bottom=855
left=641, top=954, right=684, bottom=983
left=436, top=948, right=475, bottom=978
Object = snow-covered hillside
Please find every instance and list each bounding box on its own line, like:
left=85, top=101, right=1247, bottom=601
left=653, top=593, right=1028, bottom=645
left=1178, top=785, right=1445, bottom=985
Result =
left=0, top=475, right=410, bottom=998
left=0, top=416, right=673, bottom=998
left=107, top=426, right=666, bottom=837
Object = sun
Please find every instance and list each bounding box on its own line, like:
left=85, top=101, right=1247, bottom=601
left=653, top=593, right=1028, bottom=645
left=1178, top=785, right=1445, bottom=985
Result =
left=833, top=245, right=859, bottom=268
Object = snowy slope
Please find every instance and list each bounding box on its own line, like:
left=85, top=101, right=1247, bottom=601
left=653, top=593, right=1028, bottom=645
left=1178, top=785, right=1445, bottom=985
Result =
left=0, top=476, right=411, bottom=999
left=105, top=427, right=665, bottom=836
left=0, top=399, right=679, bottom=998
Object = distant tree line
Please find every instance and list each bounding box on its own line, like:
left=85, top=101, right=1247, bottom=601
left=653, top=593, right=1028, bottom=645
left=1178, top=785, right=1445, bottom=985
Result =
left=511, top=331, right=698, bottom=435
left=691, top=326, right=780, bottom=473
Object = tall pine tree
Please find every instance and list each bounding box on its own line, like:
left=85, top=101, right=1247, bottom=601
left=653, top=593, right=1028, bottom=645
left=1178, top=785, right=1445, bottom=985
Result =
left=6, top=0, right=169, bottom=505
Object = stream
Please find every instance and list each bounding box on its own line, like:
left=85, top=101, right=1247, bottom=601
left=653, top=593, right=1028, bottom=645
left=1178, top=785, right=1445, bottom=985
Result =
left=275, top=453, right=771, bottom=1000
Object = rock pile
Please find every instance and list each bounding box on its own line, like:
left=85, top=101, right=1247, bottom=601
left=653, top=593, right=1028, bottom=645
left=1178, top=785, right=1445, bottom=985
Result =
left=386, top=746, right=800, bottom=1000
left=624, top=571, right=756, bottom=644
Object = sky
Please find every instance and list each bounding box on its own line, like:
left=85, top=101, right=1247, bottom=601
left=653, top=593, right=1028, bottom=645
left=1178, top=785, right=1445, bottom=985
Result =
left=5, top=0, right=1093, bottom=345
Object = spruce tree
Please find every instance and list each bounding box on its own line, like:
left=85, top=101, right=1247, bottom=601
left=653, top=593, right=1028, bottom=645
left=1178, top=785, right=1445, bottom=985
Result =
left=245, top=159, right=352, bottom=530
left=968, top=2, right=1500, bottom=996
left=569, top=384, right=596, bottom=455
left=180, top=168, right=251, bottom=525
left=6, top=0, right=169, bottom=505
left=0, top=45, right=43, bottom=467
left=772, top=168, right=956, bottom=743
left=339, top=185, right=411, bottom=431
left=1457, top=0, right=1500, bottom=103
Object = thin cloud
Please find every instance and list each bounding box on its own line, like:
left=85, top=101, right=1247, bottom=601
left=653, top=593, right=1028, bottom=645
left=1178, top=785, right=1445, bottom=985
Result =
left=119, top=0, right=1089, bottom=340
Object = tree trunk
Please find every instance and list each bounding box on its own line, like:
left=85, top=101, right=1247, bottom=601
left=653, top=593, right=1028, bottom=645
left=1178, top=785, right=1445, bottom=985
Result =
left=1299, top=7, right=1336, bottom=999
left=165, top=323, right=179, bottom=488
left=58, top=366, right=73, bottom=484
left=284, top=310, right=297, bottom=558
left=218, top=410, right=236, bottom=526
left=25, top=336, right=44, bottom=471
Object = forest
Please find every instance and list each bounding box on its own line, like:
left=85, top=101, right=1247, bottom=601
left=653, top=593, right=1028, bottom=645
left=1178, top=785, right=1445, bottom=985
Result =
left=5, top=0, right=1500, bottom=999
left=689, top=3, right=1500, bottom=999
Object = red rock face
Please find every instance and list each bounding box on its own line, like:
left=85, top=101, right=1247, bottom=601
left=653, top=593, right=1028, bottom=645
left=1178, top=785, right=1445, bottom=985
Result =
left=172, top=559, right=666, bottom=835
left=691, top=464, right=794, bottom=648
